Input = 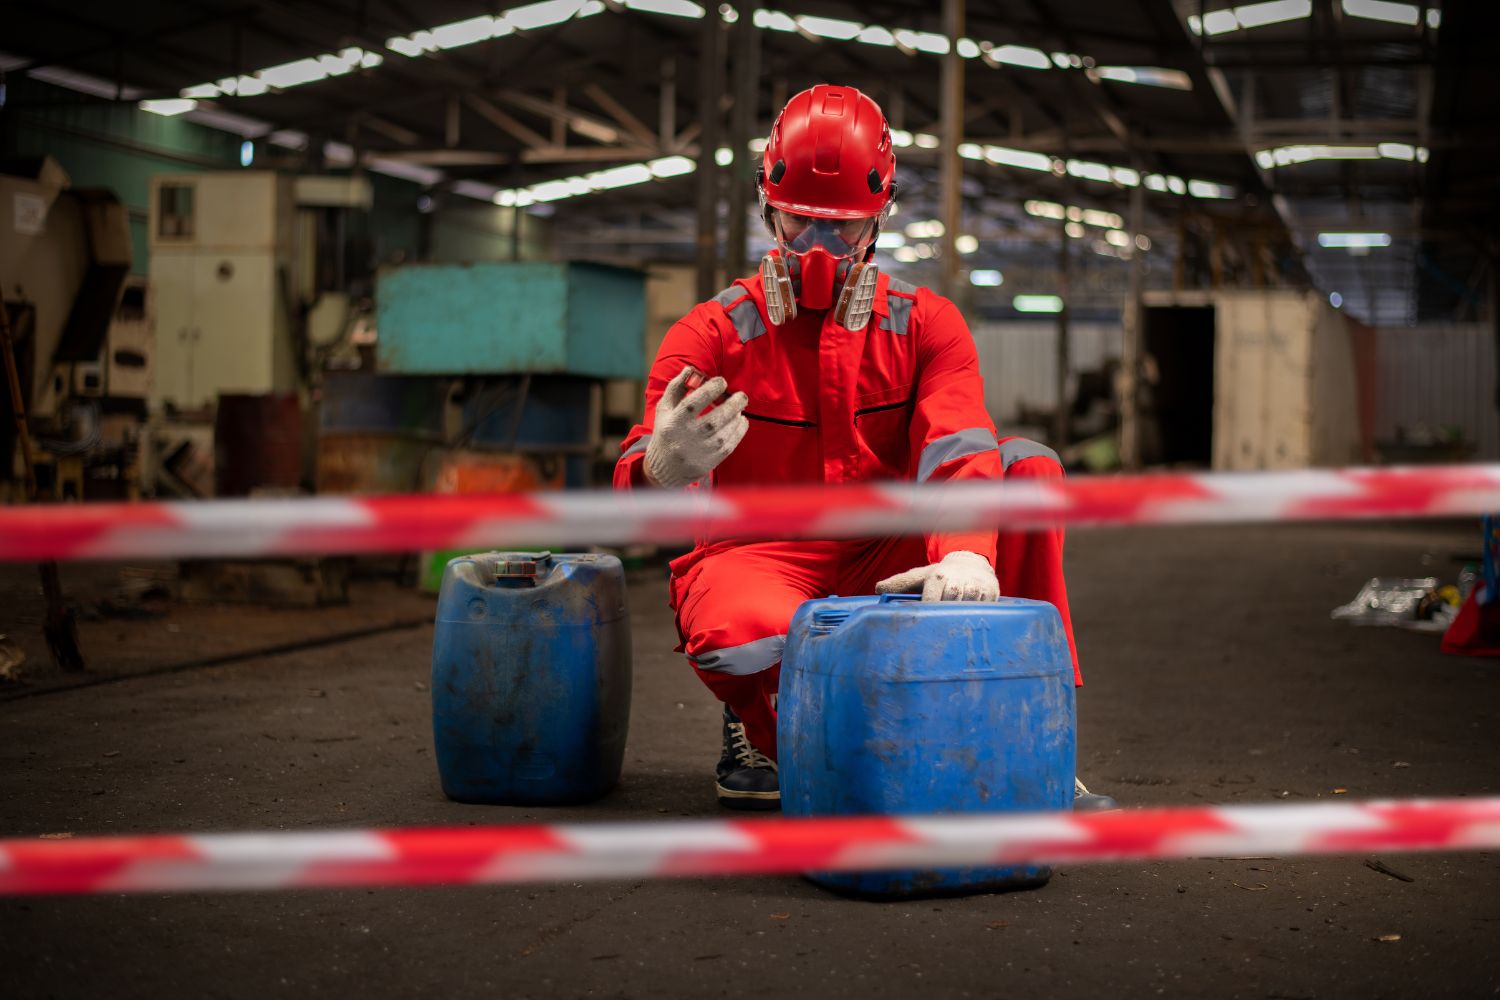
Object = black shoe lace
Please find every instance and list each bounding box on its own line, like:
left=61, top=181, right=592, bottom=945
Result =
left=727, top=720, right=776, bottom=771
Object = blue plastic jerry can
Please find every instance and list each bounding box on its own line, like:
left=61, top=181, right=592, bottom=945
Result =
left=778, top=593, right=1076, bottom=897
left=431, top=552, right=631, bottom=805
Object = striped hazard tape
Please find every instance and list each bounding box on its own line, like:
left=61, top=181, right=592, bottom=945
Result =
left=3, top=798, right=1498, bottom=895
left=2, top=464, right=1498, bottom=563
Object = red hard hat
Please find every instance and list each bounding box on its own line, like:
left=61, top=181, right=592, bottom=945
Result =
left=759, top=85, right=896, bottom=220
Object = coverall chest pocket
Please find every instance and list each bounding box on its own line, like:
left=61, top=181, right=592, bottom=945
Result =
left=714, top=409, right=819, bottom=485
left=854, top=384, right=914, bottom=479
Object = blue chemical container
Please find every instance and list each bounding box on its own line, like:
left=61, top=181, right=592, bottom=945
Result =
left=779, top=593, right=1075, bottom=897
left=431, top=551, right=631, bottom=804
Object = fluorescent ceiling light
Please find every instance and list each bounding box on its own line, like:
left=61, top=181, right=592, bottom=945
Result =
left=957, top=143, right=984, bottom=160
left=1066, top=159, right=1112, bottom=183
left=1025, top=201, right=1066, bottom=220
left=1233, top=0, right=1312, bottom=28
left=506, top=0, right=603, bottom=31
left=875, top=232, right=905, bottom=249
left=430, top=15, right=498, bottom=49
left=904, top=220, right=945, bottom=239
left=259, top=58, right=329, bottom=89
left=1013, top=295, right=1063, bottom=313
left=1341, top=0, right=1420, bottom=25
left=889, top=129, right=914, bottom=148
left=1082, top=208, right=1124, bottom=228
left=856, top=25, right=896, bottom=46
left=969, top=269, right=1003, bottom=287
left=913, top=133, right=940, bottom=149
left=893, top=29, right=950, bottom=54
left=1065, top=222, right=1085, bottom=239
left=892, top=246, right=919, bottom=263
left=1166, top=176, right=1186, bottom=195
left=985, top=145, right=1053, bottom=172
left=985, top=44, right=1051, bottom=70
left=1188, top=179, right=1233, bottom=198
left=797, top=15, right=862, bottom=40
left=1111, top=166, right=1140, bottom=187
left=1105, top=229, right=1131, bottom=247
left=649, top=155, right=696, bottom=178
left=714, top=146, right=733, bottom=166
left=621, top=0, right=703, bottom=16
left=955, top=234, right=979, bottom=254
left=1317, top=232, right=1392, bottom=248
left=140, top=98, right=197, bottom=116
left=1378, top=141, right=1415, bottom=160
left=1200, top=10, right=1240, bottom=34
left=956, top=38, right=981, bottom=58
left=753, top=10, right=797, bottom=31
left=1094, top=66, right=1193, bottom=90
left=1426, top=8, right=1441, bottom=28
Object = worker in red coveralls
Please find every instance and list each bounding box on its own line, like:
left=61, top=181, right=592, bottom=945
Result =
left=615, top=84, right=1113, bottom=811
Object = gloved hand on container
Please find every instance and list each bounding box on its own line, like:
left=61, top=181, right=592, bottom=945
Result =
left=875, top=550, right=1000, bottom=602
left=643, top=367, right=750, bottom=489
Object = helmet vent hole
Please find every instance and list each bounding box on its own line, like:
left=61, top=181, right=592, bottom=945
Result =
left=867, top=168, right=883, bottom=194
left=769, top=159, right=786, bottom=185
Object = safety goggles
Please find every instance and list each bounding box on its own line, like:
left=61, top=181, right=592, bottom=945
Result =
left=768, top=208, right=880, bottom=260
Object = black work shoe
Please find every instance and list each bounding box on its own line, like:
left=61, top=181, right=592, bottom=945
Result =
left=715, top=705, right=780, bottom=810
left=1073, top=776, right=1119, bottom=811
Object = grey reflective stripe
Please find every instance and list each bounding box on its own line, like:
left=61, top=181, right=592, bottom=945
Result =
left=688, top=634, right=786, bottom=676
left=999, top=437, right=1061, bottom=471
left=917, top=427, right=999, bottom=482
left=713, top=286, right=768, bottom=344
left=886, top=276, right=918, bottom=295
left=621, top=434, right=651, bottom=460
left=880, top=291, right=914, bottom=335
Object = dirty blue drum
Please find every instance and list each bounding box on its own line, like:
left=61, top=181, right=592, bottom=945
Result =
left=431, top=552, right=631, bottom=805
left=779, top=593, right=1076, bottom=897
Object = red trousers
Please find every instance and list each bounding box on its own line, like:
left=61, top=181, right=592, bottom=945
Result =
left=668, top=452, right=1078, bottom=759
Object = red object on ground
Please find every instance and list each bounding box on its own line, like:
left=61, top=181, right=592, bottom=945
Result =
left=1441, top=587, right=1500, bottom=657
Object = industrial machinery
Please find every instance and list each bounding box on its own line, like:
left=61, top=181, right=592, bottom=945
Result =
left=1, top=156, right=136, bottom=501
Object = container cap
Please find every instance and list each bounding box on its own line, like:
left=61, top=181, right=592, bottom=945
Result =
left=496, top=551, right=552, bottom=579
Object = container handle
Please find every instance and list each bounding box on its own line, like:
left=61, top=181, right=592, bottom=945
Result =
left=496, top=551, right=553, bottom=582
left=877, top=592, right=922, bottom=604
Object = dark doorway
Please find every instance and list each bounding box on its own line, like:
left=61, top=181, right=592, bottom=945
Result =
left=1141, top=306, right=1216, bottom=466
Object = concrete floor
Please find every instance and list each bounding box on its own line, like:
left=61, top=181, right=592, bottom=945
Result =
left=1, top=521, right=1498, bottom=998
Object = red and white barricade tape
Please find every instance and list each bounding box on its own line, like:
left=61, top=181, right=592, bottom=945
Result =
left=3, top=464, right=1499, bottom=563
left=3, top=798, right=1498, bottom=895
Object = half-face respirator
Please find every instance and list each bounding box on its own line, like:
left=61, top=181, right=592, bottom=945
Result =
left=758, top=196, right=892, bottom=330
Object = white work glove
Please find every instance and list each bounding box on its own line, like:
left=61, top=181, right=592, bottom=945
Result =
left=875, top=550, right=1000, bottom=603
left=643, top=367, right=750, bottom=489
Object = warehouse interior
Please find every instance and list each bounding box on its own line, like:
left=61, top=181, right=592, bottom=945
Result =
left=2, top=1, right=1498, bottom=997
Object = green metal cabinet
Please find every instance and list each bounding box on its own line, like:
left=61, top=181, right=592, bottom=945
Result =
left=375, top=261, right=646, bottom=379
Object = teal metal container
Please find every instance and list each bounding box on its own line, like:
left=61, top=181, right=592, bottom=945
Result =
left=375, top=261, right=646, bottom=379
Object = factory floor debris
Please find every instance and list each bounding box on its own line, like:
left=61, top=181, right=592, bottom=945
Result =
left=2, top=521, right=1497, bottom=999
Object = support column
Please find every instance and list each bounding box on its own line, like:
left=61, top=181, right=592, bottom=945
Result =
left=726, top=3, right=760, bottom=282
left=1052, top=217, right=1072, bottom=449
left=695, top=13, right=726, bottom=302
left=1120, top=177, right=1146, bottom=470
left=938, top=0, right=964, bottom=302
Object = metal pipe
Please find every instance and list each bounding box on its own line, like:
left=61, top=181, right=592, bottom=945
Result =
left=726, top=2, right=760, bottom=281
left=1052, top=218, right=1071, bottom=449
left=938, top=0, right=965, bottom=301
left=694, top=14, right=726, bottom=301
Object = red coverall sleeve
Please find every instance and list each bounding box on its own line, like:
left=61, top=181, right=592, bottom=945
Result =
left=907, top=296, right=1002, bottom=566
left=613, top=310, right=721, bottom=490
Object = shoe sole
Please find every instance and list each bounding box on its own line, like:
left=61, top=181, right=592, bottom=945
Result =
left=715, top=783, right=781, bottom=811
